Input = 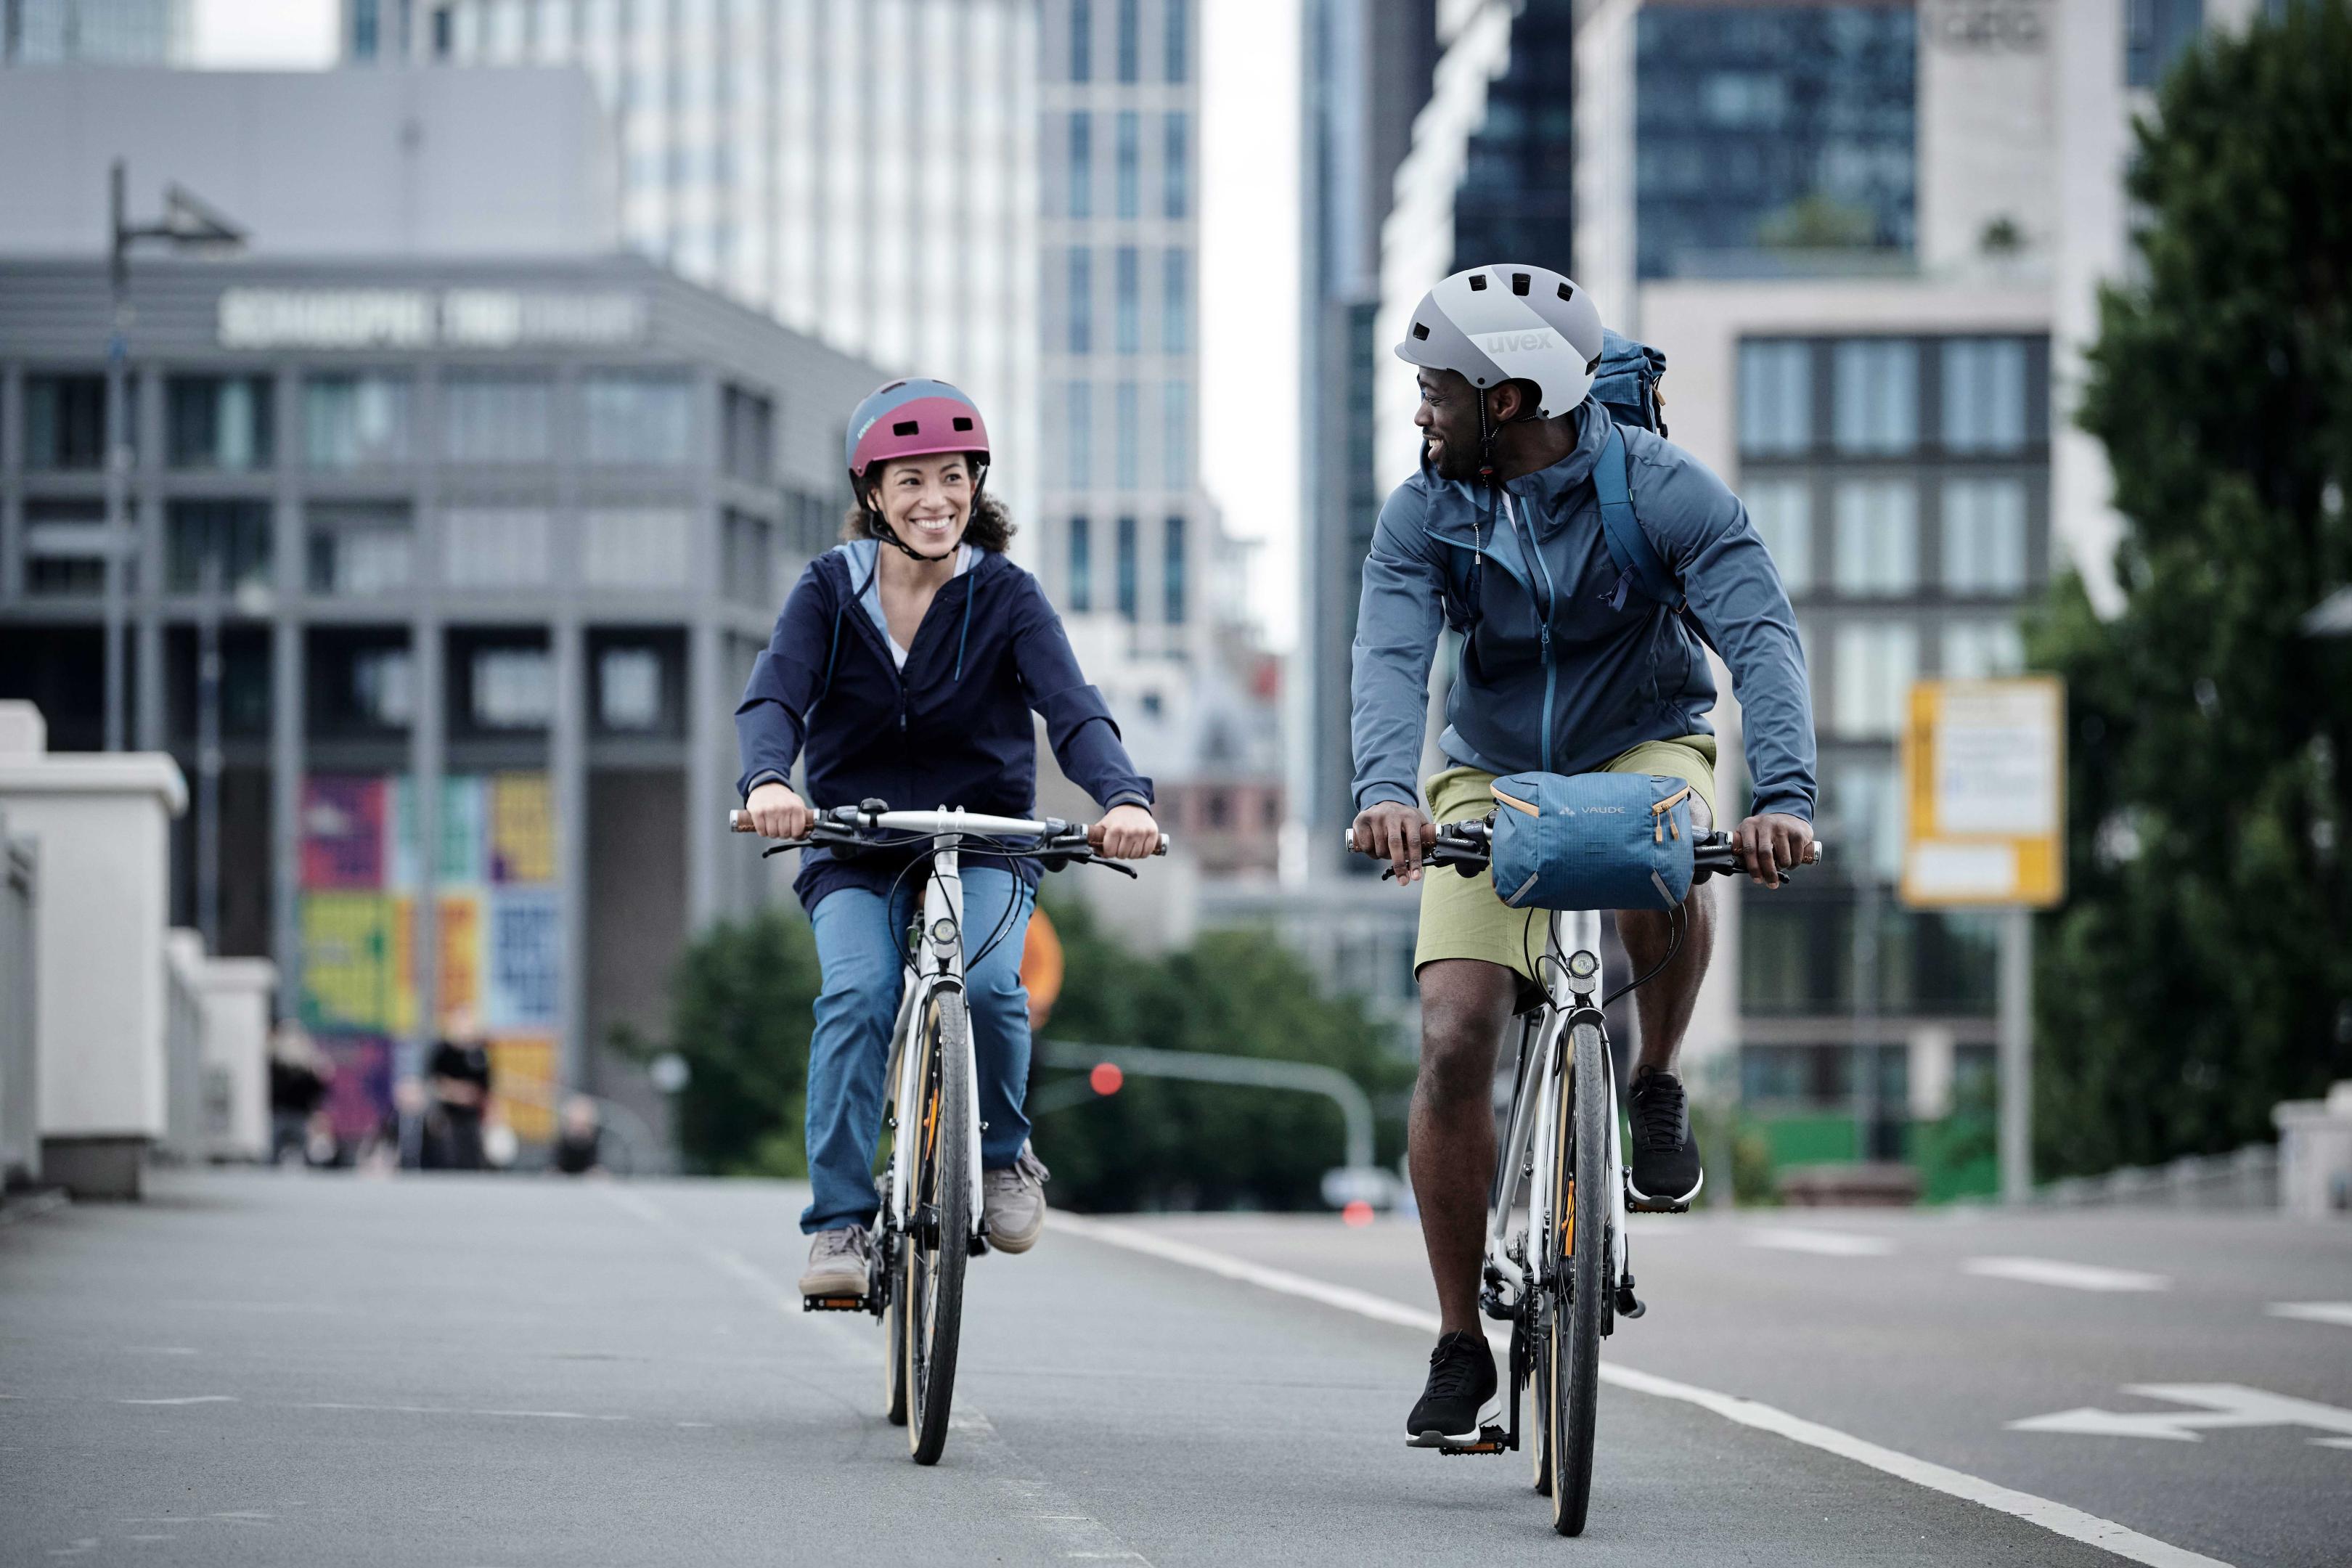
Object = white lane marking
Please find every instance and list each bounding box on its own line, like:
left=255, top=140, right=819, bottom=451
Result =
left=123, top=1347, right=198, bottom=1357
left=299, top=1400, right=629, bottom=1422
left=1964, top=1257, right=2169, bottom=1293
left=117, top=1395, right=237, bottom=1406
left=2010, top=1384, right=2352, bottom=1446
left=2267, top=1301, right=2352, bottom=1328
left=1743, top=1227, right=1895, bottom=1257
left=600, top=1187, right=1151, bottom=1566
left=1053, top=1212, right=2233, bottom=1568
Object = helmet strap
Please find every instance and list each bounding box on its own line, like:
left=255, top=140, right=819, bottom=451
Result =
left=855, top=464, right=979, bottom=566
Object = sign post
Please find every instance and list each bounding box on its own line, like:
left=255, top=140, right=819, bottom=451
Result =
left=1900, top=677, right=2065, bottom=1204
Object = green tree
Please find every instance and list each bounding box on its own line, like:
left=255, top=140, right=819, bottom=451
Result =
left=2026, top=1, right=2352, bottom=1177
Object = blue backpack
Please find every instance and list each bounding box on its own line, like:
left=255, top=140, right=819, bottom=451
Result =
left=1588, top=332, right=1696, bottom=629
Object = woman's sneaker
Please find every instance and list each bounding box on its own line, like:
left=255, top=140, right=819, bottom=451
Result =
left=1406, top=1330, right=1498, bottom=1445
left=982, top=1143, right=1050, bottom=1253
left=798, top=1224, right=871, bottom=1299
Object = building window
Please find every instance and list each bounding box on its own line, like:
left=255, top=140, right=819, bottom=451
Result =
left=1943, top=619, right=2025, bottom=679
left=303, top=373, right=412, bottom=467
left=1737, top=341, right=1809, bottom=456
left=1164, top=110, right=1191, bottom=218
left=783, top=489, right=839, bottom=558
left=1832, top=480, right=1918, bottom=595
left=1163, top=381, right=1191, bottom=490
left=351, top=0, right=380, bottom=57
left=351, top=645, right=414, bottom=729
left=23, top=498, right=108, bottom=598
left=1116, top=110, right=1140, bottom=219
left=1067, top=381, right=1093, bottom=489
left=1069, top=248, right=1094, bottom=353
left=1745, top=478, right=1812, bottom=593
left=1116, top=0, right=1139, bottom=81
left=2126, top=0, right=2203, bottom=86
left=1069, top=516, right=1093, bottom=612
left=306, top=503, right=414, bottom=595
left=581, top=372, right=692, bottom=465
left=1116, top=515, right=1138, bottom=621
left=596, top=647, right=665, bottom=732
left=1831, top=621, right=1918, bottom=738
left=440, top=374, right=552, bottom=463
left=168, top=376, right=273, bottom=471
left=1115, top=247, right=1140, bottom=353
left=1940, top=339, right=2028, bottom=454
left=1828, top=757, right=1903, bottom=882
left=722, top=385, right=775, bottom=483
left=1164, top=515, right=1187, bottom=624
left=25, top=375, right=111, bottom=470
left=1162, top=247, right=1191, bottom=353
left=1069, top=113, right=1093, bottom=219
left=1114, top=383, right=1140, bottom=489
left=1070, top=0, right=1093, bottom=81
left=1940, top=478, right=2028, bottom=595
left=1166, top=0, right=1189, bottom=82
left=582, top=508, right=691, bottom=589
left=166, top=500, right=272, bottom=594
left=442, top=507, right=551, bottom=589
left=1832, top=340, right=1918, bottom=454
left=723, top=510, right=773, bottom=606
left=470, top=646, right=552, bottom=730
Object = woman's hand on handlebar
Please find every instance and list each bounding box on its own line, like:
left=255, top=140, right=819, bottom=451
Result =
left=1350, top=800, right=1437, bottom=884
left=1090, top=803, right=1161, bottom=859
left=744, top=780, right=813, bottom=840
left=1734, top=811, right=1814, bottom=889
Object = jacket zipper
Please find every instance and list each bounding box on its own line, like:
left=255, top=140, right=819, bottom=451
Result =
left=1503, top=490, right=1559, bottom=775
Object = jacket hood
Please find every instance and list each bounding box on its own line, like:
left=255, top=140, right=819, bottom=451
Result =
left=1410, top=401, right=1611, bottom=536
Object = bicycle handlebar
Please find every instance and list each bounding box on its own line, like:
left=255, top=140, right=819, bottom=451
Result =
left=1342, top=819, right=1824, bottom=888
left=728, top=801, right=1169, bottom=869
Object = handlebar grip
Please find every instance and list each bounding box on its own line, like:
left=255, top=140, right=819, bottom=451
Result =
left=730, top=809, right=751, bottom=833
left=1087, top=825, right=1171, bottom=856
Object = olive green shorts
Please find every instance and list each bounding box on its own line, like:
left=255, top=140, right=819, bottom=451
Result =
left=1413, top=736, right=1720, bottom=982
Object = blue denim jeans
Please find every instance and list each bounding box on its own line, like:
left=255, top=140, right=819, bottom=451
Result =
left=801, top=867, right=1035, bottom=1234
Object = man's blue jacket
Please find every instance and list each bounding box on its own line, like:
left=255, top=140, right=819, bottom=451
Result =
left=736, top=539, right=1153, bottom=911
left=1349, top=401, right=1816, bottom=824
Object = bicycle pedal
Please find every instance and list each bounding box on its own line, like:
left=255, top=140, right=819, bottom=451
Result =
left=1432, top=1424, right=1512, bottom=1456
left=801, top=1294, right=867, bottom=1312
left=1624, top=1191, right=1691, bottom=1215
left=1614, top=1282, right=1646, bottom=1318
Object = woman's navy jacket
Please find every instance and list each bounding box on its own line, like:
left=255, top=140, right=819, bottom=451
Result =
left=735, top=540, right=1154, bottom=912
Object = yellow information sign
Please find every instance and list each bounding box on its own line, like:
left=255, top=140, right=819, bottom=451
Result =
left=1900, top=677, right=2065, bottom=910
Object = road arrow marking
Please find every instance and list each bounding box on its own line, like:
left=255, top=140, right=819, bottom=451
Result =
left=1964, top=1256, right=2168, bottom=1292
left=1743, top=1227, right=1895, bottom=1257
left=2267, top=1301, right=2352, bottom=1328
left=2010, top=1384, right=2352, bottom=1447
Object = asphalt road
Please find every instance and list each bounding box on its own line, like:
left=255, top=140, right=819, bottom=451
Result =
left=2, top=1171, right=2344, bottom=1567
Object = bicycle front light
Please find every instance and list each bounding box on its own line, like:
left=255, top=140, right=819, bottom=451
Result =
left=930, top=918, right=957, bottom=944
left=1567, top=950, right=1599, bottom=981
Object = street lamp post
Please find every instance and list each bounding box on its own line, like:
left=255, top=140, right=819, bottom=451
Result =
left=102, top=158, right=247, bottom=753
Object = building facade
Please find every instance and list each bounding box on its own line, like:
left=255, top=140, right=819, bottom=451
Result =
left=1, top=0, right=186, bottom=65
left=343, top=0, right=1042, bottom=533
left=0, top=256, right=879, bottom=1156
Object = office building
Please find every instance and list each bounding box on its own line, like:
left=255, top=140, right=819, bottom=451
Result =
left=1, top=0, right=187, bottom=65
left=341, top=0, right=1042, bottom=530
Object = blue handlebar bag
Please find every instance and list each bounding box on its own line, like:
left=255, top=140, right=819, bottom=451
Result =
left=1487, top=772, right=1696, bottom=912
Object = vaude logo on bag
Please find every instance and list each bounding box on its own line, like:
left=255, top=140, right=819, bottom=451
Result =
left=1475, top=328, right=1561, bottom=356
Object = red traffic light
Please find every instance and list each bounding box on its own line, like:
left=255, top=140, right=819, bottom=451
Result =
left=1088, top=1061, right=1124, bottom=1096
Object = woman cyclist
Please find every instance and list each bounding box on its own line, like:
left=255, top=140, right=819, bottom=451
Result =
left=735, top=378, right=1160, bottom=1302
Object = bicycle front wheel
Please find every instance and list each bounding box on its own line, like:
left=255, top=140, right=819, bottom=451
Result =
left=881, top=1222, right=909, bottom=1426
left=904, top=989, right=973, bottom=1465
left=1545, top=1021, right=1610, bottom=1535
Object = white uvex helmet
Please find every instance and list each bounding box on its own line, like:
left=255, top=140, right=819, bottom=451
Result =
left=1394, top=263, right=1606, bottom=418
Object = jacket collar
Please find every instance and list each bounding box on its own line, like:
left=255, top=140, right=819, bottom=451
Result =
left=1423, top=401, right=1609, bottom=548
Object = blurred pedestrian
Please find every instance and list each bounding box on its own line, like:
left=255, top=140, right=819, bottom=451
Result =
left=422, top=1007, right=494, bottom=1171
left=551, top=1095, right=605, bottom=1177
left=267, top=1021, right=333, bottom=1167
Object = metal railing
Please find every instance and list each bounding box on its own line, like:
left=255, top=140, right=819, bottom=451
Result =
left=1030, top=1040, right=1376, bottom=1172
left=2033, top=1143, right=2279, bottom=1210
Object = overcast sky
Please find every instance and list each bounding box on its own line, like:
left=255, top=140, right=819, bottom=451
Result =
left=191, top=0, right=1305, bottom=648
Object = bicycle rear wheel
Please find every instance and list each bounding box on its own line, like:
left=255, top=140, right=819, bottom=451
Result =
left=904, top=989, right=973, bottom=1465
left=1545, top=1021, right=1609, bottom=1535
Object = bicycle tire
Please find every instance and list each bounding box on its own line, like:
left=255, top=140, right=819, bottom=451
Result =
left=881, top=1223, right=909, bottom=1426
left=905, top=989, right=972, bottom=1466
left=1546, top=1021, right=1609, bottom=1535
left=1527, top=1317, right=1552, bottom=1495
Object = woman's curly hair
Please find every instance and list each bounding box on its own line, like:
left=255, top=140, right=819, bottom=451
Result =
left=842, top=460, right=1017, bottom=552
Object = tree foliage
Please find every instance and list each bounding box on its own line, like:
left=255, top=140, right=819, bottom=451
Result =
left=2026, top=1, right=2352, bottom=1176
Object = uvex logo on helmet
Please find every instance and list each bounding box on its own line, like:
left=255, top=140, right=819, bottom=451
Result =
left=1476, top=327, right=1563, bottom=356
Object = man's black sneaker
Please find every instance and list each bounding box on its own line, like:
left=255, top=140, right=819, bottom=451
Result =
left=1628, top=1069, right=1704, bottom=1209
left=1405, top=1330, right=1498, bottom=1443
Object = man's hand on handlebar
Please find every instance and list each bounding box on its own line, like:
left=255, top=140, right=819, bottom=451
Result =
left=1734, top=811, right=1814, bottom=889
left=1091, top=803, right=1161, bottom=860
left=743, top=780, right=814, bottom=840
left=1350, top=800, right=1437, bottom=884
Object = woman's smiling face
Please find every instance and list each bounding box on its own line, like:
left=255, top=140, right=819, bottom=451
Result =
left=875, top=454, right=973, bottom=554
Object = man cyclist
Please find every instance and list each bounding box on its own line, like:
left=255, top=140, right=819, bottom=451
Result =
left=735, top=378, right=1160, bottom=1304
left=1348, top=266, right=1816, bottom=1444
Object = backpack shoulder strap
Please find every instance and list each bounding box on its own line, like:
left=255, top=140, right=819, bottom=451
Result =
left=1592, top=425, right=1684, bottom=613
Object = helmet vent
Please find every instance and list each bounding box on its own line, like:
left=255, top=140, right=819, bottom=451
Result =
left=1511, top=272, right=1530, bottom=296
left=881, top=380, right=907, bottom=393
left=952, top=416, right=974, bottom=431
left=893, top=420, right=920, bottom=436
left=1411, top=322, right=1431, bottom=340
left=1558, top=281, right=1575, bottom=301
left=1467, top=273, right=1489, bottom=292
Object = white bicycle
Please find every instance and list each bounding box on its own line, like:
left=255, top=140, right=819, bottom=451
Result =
left=730, top=800, right=1164, bottom=1464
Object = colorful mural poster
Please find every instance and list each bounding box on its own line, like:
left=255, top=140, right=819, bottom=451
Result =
left=488, top=1035, right=558, bottom=1143
left=319, top=1034, right=393, bottom=1142
left=301, top=777, right=385, bottom=889
left=301, top=891, right=393, bottom=1032
left=438, top=891, right=482, bottom=1029
left=486, top=888, right=560, bottom=1030
left=491, top=773, right=554, bottom=884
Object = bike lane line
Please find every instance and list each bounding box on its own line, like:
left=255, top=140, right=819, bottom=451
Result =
left=1053, top=1212, right=2232, bottom=1568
